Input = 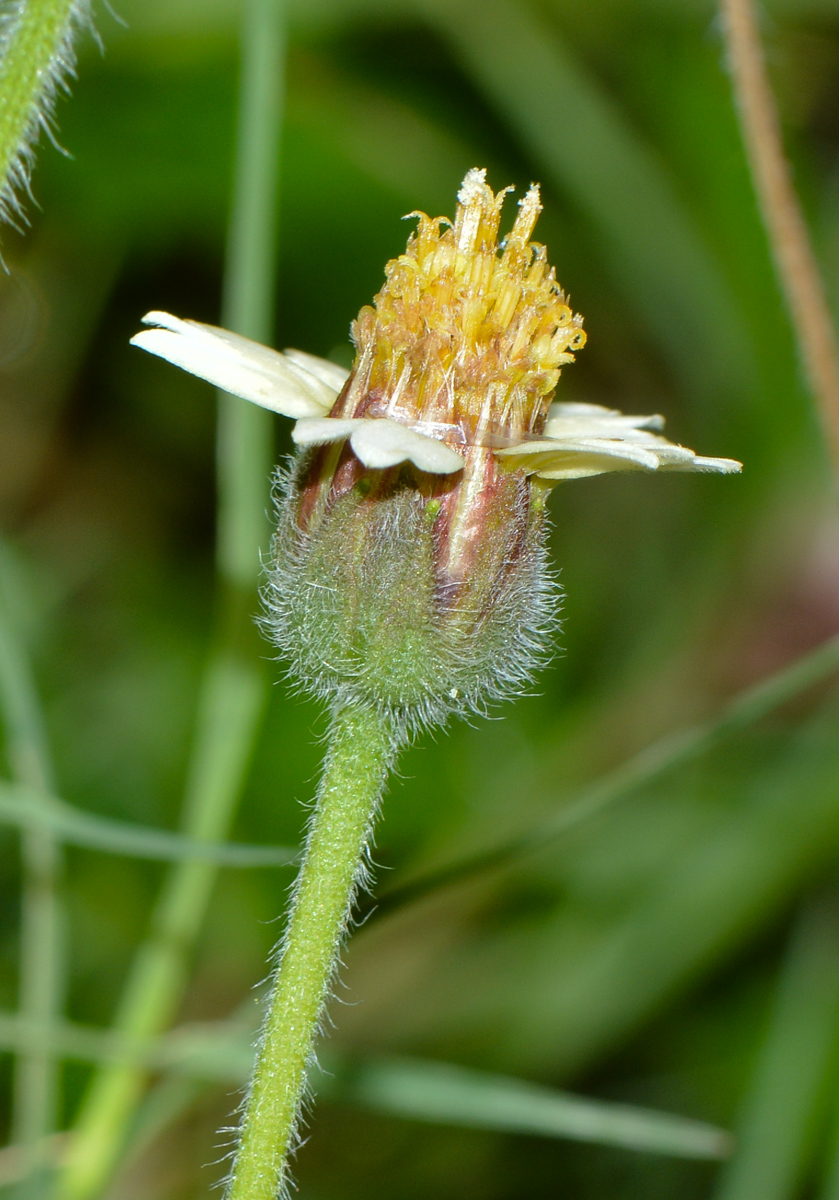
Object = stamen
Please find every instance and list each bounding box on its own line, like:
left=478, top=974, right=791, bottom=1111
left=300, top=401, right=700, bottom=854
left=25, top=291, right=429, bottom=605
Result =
left=347, top=168, right=586, bottom=444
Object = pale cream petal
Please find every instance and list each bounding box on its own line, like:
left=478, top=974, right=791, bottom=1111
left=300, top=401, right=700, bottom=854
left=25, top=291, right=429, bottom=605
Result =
left=543, top=415, right=665, bottom=439
left=131, top=312, right=335, bottom=417
left=498, top=411, right=742, bottom=482
left=292, top=417, right=364, bottom=446
left=497, top=438, right=662, bottom=471
left=530, top=443, right=742, bottom=480
left=283, top=348, right=350, bottom=394
left=350, top=419, right=464, bottom=473
left=535, top=459, right=649, bottom=480
left=293, top=417, right=464, bottom=474
left=544, top=402, right=665, bottom=440
left=547, top=402, right=623, bottom=418
left=660, top=455, right=743, bottom=474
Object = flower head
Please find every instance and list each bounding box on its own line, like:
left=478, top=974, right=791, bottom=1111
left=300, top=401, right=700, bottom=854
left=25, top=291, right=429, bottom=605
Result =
left=131, top=169, right=741, bottom=734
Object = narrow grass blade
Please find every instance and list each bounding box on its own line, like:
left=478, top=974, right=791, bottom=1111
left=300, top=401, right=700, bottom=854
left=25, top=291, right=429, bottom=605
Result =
left=0, top=547, right=54, bottom=791
left=376, top=632, right=839, bottom=914
left=0, top=783, right=295, bottom=867
left=327, top=1056, right=734, bottom=1160
left=0, top=1011, right=733, bottom=1161
left=216, top=0, right=285, bottom=586
left=713, top=891, right=839, bottom=1200
left=424, top=0, right=755, bottom=397
left=721, top=0, right=839, bottom=469
left=58, top=653, right=265, bottom=1200
left=58, top=2, right=286, bottom=1195
left=0, top=545, right=62, bottom=1191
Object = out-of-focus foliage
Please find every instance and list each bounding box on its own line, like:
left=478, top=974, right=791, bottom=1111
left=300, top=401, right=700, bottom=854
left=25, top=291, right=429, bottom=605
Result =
left=2, top=0, right=839, bottom=1196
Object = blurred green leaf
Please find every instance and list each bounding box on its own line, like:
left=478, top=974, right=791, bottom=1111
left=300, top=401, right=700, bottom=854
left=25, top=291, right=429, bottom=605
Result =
left=0, top=783, right=295, bottom=867
left=0, top=537, right=62, bottom=1180
left=424, top=0, right=756, bottom=400
left=713, top=892, right=839, bottom=1200
left=348, top=685, right=839, bottom=1083
left=326, top=1055, right=734, bottom=1160
left=0, top=1009, right=733, bottom=1159
left=378, top=633, right=839, bottom=914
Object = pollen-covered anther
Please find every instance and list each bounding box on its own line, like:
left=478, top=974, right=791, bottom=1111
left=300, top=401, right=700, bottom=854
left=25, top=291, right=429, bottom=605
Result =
left=331, top=168, right=591, bottom=450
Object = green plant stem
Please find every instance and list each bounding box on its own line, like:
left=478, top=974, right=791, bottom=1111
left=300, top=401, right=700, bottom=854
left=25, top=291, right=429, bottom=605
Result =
left=226, top=703, right=394, bottom=1200
left=0, top=0, right=84, bottom=211
left=59, top=2, right=285, bottom=1196
left=0, top=550, right=61, bottom=1188
left=218, top=0, right=285, bottom=586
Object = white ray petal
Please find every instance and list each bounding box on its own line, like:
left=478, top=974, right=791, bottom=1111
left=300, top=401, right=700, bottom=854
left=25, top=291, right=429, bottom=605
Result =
left=293, top=417, right=464, bottom=474
left=350, top=419, right=464, bottom=473
left=498, top=400, right=743, bottom=481
left=547, top=402, right=623, bottom=417
left=292, top=417, right=365, bottom=446
left=497, top=437, right=662, bottom=472
left=131, top=312, right=336, bottom=418
left=283, top=349, right=350, bottom=394
left=660, top=455, right=743, bottom=474
left=544, top=402, right=665, bottom=440
left=535, top=459, right=647, bottom=480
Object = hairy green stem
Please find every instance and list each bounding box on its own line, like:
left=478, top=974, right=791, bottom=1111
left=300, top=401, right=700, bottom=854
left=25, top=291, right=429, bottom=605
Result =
left=0, top=0, right=86, bottom=216
left=0, top=547, right=62, bottom=1190
left=59, top=2, right=285, bottom=1196
left=226, top=704, right=395, bottom=1200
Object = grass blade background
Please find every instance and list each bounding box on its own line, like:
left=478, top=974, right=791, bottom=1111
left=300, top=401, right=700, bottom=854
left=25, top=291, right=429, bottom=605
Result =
left=58, top=2, right=286, bottom=1196
left=713, top=891, right=839, bottom=1200
left=0, top=783, right=295, bottom=866
left=375, top=632, right=839, bottom=915
left=342, top=684, right=839, bottom=1081
left=0, top=544, right=62, bottom=1191
left=329, top=1056, right=734, bottom=1161
left=0, top=1011, right=734, bottom=1163
left=422, top=0, right=755, bottom=402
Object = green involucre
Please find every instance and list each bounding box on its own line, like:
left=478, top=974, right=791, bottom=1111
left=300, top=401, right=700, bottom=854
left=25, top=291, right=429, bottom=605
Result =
left=264, top=459, right=558, bottom=736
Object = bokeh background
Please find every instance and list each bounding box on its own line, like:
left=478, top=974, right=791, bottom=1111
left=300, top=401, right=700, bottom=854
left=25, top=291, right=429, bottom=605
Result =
left=3, top=0, right=839, bottom=1197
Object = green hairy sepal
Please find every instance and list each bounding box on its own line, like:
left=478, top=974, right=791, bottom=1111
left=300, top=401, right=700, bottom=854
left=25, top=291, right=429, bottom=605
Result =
left=263, top=457, right=560, bottom=741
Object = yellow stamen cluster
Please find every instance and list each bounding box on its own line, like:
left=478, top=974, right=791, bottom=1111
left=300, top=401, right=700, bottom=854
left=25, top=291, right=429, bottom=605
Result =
left=348, top=168, right=586, bottom=441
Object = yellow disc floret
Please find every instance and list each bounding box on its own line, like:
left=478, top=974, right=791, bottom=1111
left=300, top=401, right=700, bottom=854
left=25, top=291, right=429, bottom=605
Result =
left=346, top=168, right=586, bottom=443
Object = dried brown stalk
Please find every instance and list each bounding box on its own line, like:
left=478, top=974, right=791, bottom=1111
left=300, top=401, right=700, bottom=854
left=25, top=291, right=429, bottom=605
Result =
left=721, top=0, right=839, bottom=472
